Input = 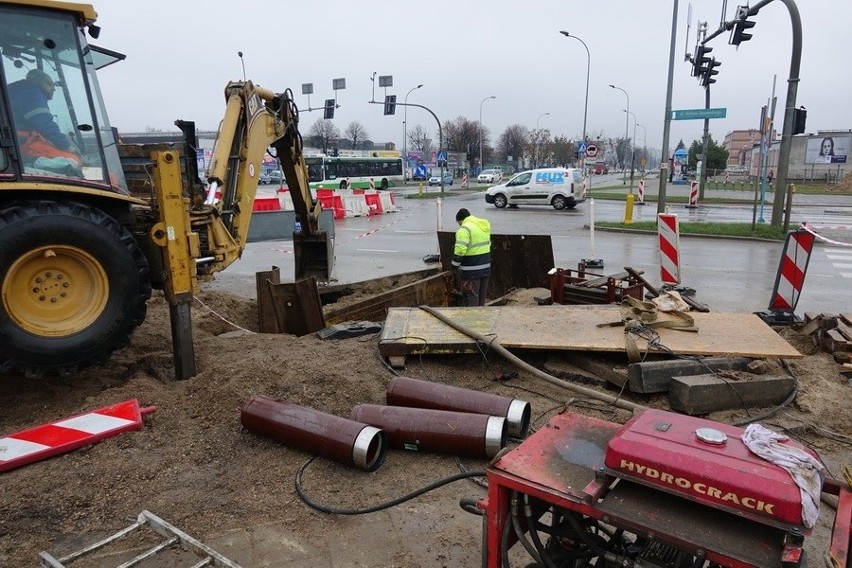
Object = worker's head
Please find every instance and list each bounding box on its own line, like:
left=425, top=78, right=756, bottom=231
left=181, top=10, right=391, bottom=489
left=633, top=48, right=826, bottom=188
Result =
left=27, top=69, right=55, bottom=98
left=455, top=208, right=470, bottom=224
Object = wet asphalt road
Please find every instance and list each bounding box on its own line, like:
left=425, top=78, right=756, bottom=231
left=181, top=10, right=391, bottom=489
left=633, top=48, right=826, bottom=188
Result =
left=209, top=183, right=852, bottom=316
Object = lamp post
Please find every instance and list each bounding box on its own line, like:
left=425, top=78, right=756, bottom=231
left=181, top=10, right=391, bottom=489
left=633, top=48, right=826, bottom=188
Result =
left=479, top=95, right=496, bottom=172
left=609, top=84, right=630, bottom=186
left=403, top=84, right=423, bottom=180
left=623, top=109, right=637, bottom=191
left=559, top=32, right=590, bottom=151
left=635, top=123, right=647, bottom=171
left=535, top=112, right=550, bottom=167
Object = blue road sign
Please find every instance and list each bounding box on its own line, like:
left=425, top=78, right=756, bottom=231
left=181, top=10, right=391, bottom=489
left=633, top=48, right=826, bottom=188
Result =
left=577, top=141, right=587, bottom=155
left=437, top=150, right=448, bottom=165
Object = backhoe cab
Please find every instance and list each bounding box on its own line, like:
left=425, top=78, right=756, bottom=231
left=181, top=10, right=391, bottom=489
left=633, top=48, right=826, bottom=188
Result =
left=0, top=0, right=331, bottom=377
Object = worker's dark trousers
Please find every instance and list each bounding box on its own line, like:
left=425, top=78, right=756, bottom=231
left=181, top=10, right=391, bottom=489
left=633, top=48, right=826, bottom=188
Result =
left=461, top=277, right=489, bottom=307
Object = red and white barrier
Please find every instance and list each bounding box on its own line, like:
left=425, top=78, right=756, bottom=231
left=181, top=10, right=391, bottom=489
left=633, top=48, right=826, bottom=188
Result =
left=657, top=213, right=681, bottom=286
left=379, top=191, right=399, bottom=213
left=767, top=228, right=816, bottom=312
left=0, top=400, right=156, bottom=473
left=461, top=174, right=468, bottom=188
left=636, top=180, right=645, bottom=204
left=687, top=181, right=699, bottom=208
left=368, top=178, right=376, bottom=190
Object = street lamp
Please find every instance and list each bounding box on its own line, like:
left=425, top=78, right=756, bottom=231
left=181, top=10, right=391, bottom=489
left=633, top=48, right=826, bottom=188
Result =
left=635, top=122, right=647, bottom=170
left=623, top=109, right=637, bottom=190
left=609, top=84, right=630, bottom=185
left=559, top=32, right=590, bottom=150
left=479, top=95, right=496, bottom=172
left=403, top=84, right=423, bottom=178
left=535, top=112, right=550, bottom=168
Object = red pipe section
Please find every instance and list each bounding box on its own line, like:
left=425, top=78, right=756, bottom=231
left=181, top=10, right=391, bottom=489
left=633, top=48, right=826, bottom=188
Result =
left=386, top=376, right=531, bottom=438
left=240, top=395, right=387, bottom=471
left=350, top=404, right=507, bottom=459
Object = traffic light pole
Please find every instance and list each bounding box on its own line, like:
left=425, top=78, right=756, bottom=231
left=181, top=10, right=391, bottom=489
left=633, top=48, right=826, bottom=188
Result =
left=656, top=0, right=679, bottom=214
left=702, top=0, right=801, bottom=229
left=372, top=101, right=444, bottom=194
left=700, top=85, right=710, bottom=200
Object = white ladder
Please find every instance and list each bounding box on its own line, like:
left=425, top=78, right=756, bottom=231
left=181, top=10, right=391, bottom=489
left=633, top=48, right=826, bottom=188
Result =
left=39, top=510, right=243, bottom=568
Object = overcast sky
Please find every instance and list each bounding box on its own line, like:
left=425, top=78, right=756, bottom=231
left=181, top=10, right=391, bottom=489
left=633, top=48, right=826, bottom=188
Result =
left=95, top=0, right=850, bottom=156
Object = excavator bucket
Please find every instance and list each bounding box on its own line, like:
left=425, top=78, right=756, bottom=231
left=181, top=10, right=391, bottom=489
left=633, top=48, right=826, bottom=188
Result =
left=293, top=231, right=334, bottom=282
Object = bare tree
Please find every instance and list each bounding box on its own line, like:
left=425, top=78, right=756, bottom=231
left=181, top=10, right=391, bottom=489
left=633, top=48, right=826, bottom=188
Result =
left=496, top=124, right=529, bottom=168
left=551, top=135, right=576, bottom=167
left=307, top=118, right=341, bottom=154
left=407, top=125, right=432, bottom=155
left=344, top=121, right=369, bottom=150
left=444, top=116, right=480, bottom=160
left=525, top=128, right=552, bottom=168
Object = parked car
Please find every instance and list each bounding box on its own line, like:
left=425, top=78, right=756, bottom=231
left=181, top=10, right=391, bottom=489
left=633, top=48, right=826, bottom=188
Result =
left=428, top=173, right=454, bottom=186
left=484, top=168, right=586, bottom=210
left=478, top=168, right=503, bottom=184
left=267, top=170, right=283, bottom=184
left=258, top=172, right=272, bottom=184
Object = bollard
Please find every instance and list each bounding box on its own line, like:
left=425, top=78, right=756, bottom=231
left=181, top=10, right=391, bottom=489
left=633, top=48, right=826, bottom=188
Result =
left=350, top=404, right=507, bottom=459
left=418, top=181, right=423, bottom=196
left=241, top=396, right=387, bottom=471
left=386, top=376, right=531, bottom=438
left=623, top=193, right=635, bottom=224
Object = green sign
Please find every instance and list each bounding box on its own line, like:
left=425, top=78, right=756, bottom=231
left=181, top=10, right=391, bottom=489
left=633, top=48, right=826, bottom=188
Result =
left=672, top=108, right=727, bottom=120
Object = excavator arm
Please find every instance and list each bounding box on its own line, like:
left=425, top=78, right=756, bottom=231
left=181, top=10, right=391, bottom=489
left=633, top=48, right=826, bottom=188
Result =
left=196, top=80, right=332, bottom=281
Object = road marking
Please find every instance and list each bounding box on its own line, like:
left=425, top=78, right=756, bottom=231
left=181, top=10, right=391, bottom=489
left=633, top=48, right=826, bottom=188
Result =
left=826, top=254, right=852, bottom=260
left=831, top=263, right=852, bottom=269
left=356, top=248, right=397, bottom=253
left=395, top=230, right=430, bottom=234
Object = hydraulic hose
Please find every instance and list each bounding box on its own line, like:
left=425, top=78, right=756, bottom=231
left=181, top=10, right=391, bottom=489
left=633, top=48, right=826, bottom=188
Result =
left=419, top=306, right=646, bottom=413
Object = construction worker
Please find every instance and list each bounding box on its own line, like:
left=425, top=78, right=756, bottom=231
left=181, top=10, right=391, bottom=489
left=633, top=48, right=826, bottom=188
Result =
left=451, top=208, right=491, bottom=306
left=7, top=68, right=81, bottom=172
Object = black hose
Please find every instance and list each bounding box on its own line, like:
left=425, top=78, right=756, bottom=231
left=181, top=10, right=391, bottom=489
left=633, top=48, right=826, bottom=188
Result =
left=294, top=455, right=487, bottom=515
left=523, top=495, right=560, bottom=568
left=510, top=491, right=543, bottom=565
left=732, top=359, right=799, bottom=426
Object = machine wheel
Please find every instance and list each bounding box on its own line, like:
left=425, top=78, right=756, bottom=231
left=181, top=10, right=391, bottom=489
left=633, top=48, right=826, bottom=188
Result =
left=552, top=195, right=568, bottom=210
left=380, top=178, right=389, bottom=190
left=339, top=180, right=348, bottom=190
left=493, top=194, right=508, bottom=209
left=0, top=201, right=151, bottom=374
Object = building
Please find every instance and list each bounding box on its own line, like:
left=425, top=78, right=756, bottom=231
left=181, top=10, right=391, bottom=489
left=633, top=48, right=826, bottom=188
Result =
left=723, top=128, right=776, bottom=170
left=750, top=130, right=850, bottom=182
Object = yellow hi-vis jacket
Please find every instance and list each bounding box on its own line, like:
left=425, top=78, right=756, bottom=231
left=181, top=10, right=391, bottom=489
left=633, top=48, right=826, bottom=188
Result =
left=451, top=215, right=491, bottom=278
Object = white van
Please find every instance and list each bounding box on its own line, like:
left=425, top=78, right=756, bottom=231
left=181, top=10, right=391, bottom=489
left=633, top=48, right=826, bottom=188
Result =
left=484, top=168, right=586, bottom=210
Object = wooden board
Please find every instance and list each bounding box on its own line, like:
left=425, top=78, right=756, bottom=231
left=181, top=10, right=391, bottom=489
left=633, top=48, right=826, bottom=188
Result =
left=379, top=305, right=803, bottom=359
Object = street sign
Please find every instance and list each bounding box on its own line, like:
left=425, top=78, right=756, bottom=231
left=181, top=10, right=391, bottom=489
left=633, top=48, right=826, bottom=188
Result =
left=672, top=108, right=727, bottom=120
left=585, top=144, right=598, bottom=158
left=437, top=150, right=448, bottom=165
left=577, top=141, right=587, bottom=154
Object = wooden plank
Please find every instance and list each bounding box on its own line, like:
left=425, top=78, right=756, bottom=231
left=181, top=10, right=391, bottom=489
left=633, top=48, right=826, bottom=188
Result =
left=378, top=305, right=803, bottom=360
left=823, top=328, right=852, bottom=353
left=323, top=272, right=452, bottom=325
left=669, top=374, right=796, bottom=415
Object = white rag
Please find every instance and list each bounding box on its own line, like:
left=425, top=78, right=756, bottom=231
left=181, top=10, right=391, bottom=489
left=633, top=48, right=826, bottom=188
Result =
left=741, top=423, right=825, bottom=528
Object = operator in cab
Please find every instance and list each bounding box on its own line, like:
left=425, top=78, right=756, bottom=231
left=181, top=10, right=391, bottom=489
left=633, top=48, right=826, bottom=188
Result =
left=451, top=208, right=492, bottom=306
left=7, top=68, right=82, bottom=174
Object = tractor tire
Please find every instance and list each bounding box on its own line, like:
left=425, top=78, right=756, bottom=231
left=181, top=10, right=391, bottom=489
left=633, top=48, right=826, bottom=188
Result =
left=0, top=201, right=151, bottom=375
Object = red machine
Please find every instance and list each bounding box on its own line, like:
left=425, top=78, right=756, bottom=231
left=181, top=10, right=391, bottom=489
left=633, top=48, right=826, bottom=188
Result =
left=481, top=409, right=851, bottom=567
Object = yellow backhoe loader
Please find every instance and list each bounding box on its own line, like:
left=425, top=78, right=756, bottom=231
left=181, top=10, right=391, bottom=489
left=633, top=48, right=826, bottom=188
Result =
left=0, top=0, right=332, bottom=378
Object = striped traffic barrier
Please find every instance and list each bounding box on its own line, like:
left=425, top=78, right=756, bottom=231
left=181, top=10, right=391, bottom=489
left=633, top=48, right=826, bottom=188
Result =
left=0, top=400, right=156, bottom=472
left=369, top=177, right=376, bottom=190
left=657, top=213, right=681, bottom=287
left=686, top=180, right=699, bottom=208
left=757, top=228, right=815, bottom=325
left=461, top=174, right=468, bottom=188
left=636, top=180, right=646, bottom=205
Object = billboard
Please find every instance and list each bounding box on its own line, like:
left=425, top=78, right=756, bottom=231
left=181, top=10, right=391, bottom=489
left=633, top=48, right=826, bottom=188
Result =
left=805, top=135, right=849, bottom=164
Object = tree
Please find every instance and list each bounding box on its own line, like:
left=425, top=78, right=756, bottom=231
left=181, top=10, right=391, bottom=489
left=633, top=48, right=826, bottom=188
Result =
left=687, top=133, right=729, bottom=172
left=407, top=125, right=432, bottom=156
left=307, top=118, right=340, bottom=154
left=444, top=116, right=480, bottom=161
left=344, top=121, right=368, bottom=150
left=496, top=124, right=528, bottom=169
left=525, top=128, right=552, bottom=168
left=551, top=135, right=576, bottom=167
left=609, top=136, right=631, bottom=170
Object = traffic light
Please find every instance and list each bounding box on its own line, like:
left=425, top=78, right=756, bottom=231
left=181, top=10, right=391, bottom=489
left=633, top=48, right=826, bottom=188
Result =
left=692, top=44, right=712, bottom=77
left=383, top=94, right=397, bottom=116
left=323, top=99, right=335, bottom=120
left=699, top=58, right=721, bottom=87
left=793, top=106, right=807, bottom=135
left=730, top=6, right=756, bottom=46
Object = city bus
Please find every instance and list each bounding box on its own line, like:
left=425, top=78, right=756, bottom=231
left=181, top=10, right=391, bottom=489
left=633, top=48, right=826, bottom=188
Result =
left=305, top=155, right=404, bottom=190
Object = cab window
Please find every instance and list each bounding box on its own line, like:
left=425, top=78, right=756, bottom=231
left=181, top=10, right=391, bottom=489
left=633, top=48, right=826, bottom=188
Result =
left=573, top=170, right=584, bottom=183
left=507, top=172, right=531, bottom=186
